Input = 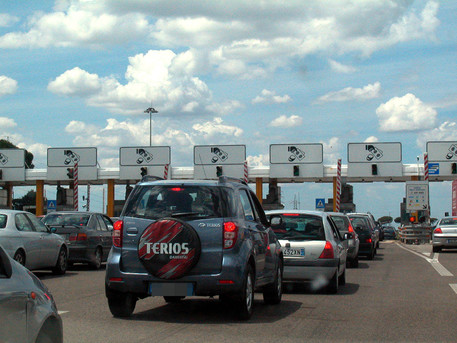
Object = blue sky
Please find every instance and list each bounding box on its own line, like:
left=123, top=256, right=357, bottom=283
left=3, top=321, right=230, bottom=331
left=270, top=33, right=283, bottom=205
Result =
left=1, top=0, right=456, bottom=219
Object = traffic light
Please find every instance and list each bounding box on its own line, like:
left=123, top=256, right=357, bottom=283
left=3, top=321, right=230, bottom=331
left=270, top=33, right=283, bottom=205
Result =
left=409, top=212, right=418, bottom=224
left=66, top=168, right=74, bottom=179
left=216, top=166, right=223, bottom=177
left=140, top=167, right=148, bottom=177
left=371, top=164, right=378, bottom=175
left=452, top=163, right=457, bottom=174
left=293, top=165, right=300, bottom=177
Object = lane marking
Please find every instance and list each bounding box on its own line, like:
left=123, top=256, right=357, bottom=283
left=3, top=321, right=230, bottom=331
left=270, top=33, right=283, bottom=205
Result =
left=422, top=252, right=431, bottom=257
left=396, top=243, right=453, bottom=277
left=449, top=284, right=457, bottom=295
left=58, top=311, right=69, bottom=315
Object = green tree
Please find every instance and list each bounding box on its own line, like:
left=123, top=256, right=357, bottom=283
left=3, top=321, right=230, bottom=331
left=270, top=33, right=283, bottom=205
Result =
left=0, top=139, right=34, bottom=168
left=378, top=216, right=393, bottom=224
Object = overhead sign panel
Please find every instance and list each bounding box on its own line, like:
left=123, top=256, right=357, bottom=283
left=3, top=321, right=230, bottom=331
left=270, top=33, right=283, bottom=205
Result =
left=406, top=181, right=429, bottom=211
left=194, top=145, right=246, bottom=180
left=47, top=147, right=98, bottom=181
left=426, top=141, right=457, bottom=177
left=269, top=143, right=324, bottom=178
left=347, top=142, right=402, bottom=178
left=119, top=146, right=171, bottom=180
left=270, top=144, right=323, bottom=164
left=0, top=149, right=26, bottom=181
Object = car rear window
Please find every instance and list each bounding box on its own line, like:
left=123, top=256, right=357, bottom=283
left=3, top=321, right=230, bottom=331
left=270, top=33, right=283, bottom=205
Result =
left=122, top=185, right=231, bottom=219
left=330, top=215, right=349, bottom=233
left=349, top=216, right=370, bottom=234
left=440, top=218, right=457, bottom=226
left=0, top=215, right=6, bottom=229
left=44, top=214, right=90, bottom=226
left=270, top=214, right=325, bottom=241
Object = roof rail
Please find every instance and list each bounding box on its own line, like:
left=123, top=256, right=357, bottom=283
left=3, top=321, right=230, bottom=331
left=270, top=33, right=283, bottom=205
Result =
left=139, top=175, right=164, bottom=183
left=218, top=175, right=248, bottom=186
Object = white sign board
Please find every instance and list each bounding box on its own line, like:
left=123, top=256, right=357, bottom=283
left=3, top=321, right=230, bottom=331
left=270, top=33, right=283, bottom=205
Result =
left=270, top=144, right=323, bottom=164
left=0, top=149, right=26, bottom=181
left=347, top=142, right=403, bottom=177
left=426, top=141, right=457, bottom=162
left=47, top=147, right=98, bottom=181
left=406, top=181, right=429, bottom=211
left=119, top=146, right=171, bottom=180
left=194, top=145, right=246, bottom=165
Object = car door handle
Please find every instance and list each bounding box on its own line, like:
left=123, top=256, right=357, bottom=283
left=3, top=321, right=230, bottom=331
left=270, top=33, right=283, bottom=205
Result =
left=126, top=227, right=138, bottom=234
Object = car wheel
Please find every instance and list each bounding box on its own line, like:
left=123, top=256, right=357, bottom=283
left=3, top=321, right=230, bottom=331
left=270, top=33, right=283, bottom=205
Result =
left=352, top=255, right=359, bottom=268
left=163, top=296, right=185, bottom=303
left=90, top=247, right=102, bottom=270
left=432, top=246, right=441, bottom=253
left=263, top=260, right=283, bottom=305
left=376, top=242, right=380, bottom=249
left=338, top=268, right=346, bottom=286
left=107, top=289, right=137, bottom=318
left=367, top=249, right=374, bottom=260
left=52, top=247, right=67, bottom=275
left=13, top=250, right=25, bottom=266
left=326, top=269, right=339, bottom=294
left=235, top=264, right=254, bottom=320
left=35, top=330, right=54, bottom=343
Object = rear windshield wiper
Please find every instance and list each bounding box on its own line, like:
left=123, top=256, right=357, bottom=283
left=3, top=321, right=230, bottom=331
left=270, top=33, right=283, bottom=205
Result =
left=169, top=212, right=203, bottom=218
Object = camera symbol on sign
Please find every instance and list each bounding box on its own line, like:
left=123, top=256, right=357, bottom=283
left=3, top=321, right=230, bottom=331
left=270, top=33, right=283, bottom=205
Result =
left=63, top=150, right=80, bottom=165
left=0, top=153, right=8, bottom=165
left=365, top=145, right=383, bottom=161
left=288, top=146, right=305, bottom=162
left=446, top=144, right=457, bottom=160
left=136, top=148, right=153, bottom=164
left=211, top=147, right=228, bottom=163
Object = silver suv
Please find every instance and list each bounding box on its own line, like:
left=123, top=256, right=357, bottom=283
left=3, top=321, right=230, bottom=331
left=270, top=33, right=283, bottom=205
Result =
left=105, top=177, right=283, bottom=320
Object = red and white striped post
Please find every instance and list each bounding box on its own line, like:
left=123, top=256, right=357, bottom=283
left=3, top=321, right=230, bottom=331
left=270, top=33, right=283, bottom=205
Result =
left=164, top=163, right=169, bottom=180
left=335, top=159, right=342, bottom=212
left=424, top=152, right=429, bottom=181
left=244, top=160, right=248, bottom=184
left=73, top=162, right=79, bottom=211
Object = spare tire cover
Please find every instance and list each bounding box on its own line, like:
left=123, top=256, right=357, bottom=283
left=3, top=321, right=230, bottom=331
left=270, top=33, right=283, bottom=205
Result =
left=138, top=218, right=201, bottom=280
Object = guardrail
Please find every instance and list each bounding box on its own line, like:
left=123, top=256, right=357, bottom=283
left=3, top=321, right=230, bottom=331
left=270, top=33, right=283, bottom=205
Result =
left=398, top=225, right=432, bottom=244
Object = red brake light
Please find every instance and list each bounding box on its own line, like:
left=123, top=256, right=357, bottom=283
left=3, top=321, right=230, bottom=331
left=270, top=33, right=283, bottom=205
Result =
left=113, top=220, right=123, bottom=247
left=434, top=228, right=442, bottom=234
left=283, top=213, right=300, bottom=216
left=69, top=233, right=87, bottom=241
left=348, top=223, right=354, bottom=233
left=170, top=187, right=184, bottom=192
left=223, top=222, right=238, bottom=249
left=366, top=238, right=372, bottom=243
left=319, top=241, right=334, bottom=259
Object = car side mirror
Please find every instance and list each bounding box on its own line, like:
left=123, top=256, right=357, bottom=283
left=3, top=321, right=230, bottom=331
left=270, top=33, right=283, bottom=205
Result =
left=0, top=248, right=13, bottom=278
left=344, top=233, right=353, bottom=240
left=269, top=215, right=283, bottom=228
left=50, top=227, right=57, bottom=234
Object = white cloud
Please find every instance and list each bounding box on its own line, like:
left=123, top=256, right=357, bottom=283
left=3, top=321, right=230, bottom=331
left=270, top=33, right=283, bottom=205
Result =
left=316, top=82, right=381, bottom=103
left=328, top=59, right=356, bottom=74
left=0, top=14, right=19, bottom=27
left=252, top=89, right=291, bottom=104
left=0, top=117, right=17, bottom=129
left=364, top=136, right=379, bottom=143
left=269, top=115, right=302, bottom=128
left=192, top=117, right=243, bottom=138
left=376, top=93, right=437, bottom=132
left=320, top=137, right=341, bottom=164
left=417, top=121, right=457, bottom=151
left=246, top=154, right=268, bottom=167
left=48, top=68, right=101, bottom=97
left=0, top=76, right=18, bottom=97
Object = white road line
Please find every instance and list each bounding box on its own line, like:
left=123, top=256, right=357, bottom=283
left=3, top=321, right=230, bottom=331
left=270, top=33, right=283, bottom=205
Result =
left=449, top=284, right=457, bottom=295
left=58, top=311, right=69, bottom=315
left=422, top=252, right=431, bottom=257
left=396, top=243, right=453, bottom=277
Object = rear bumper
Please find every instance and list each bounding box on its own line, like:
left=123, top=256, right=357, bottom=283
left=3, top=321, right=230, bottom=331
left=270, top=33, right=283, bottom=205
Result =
left=67, top=245, right=94, bottom=263
left=282, top=258, right=339, bottom=282
left=358, top=243, right=374, bottom=255
left=432, top=236, right=457, bottom=248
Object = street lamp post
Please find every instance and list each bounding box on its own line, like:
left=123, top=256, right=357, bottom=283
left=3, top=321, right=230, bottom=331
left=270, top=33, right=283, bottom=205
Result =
left=144, top=107, right=158, bottom=146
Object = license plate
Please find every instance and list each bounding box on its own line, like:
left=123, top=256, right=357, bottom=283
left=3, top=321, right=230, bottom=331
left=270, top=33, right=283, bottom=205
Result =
left=447, top=239, right=457, bottom=243
left=283, top=248, right=305, bottom=256
left=149, top=283, right=194, bottom=296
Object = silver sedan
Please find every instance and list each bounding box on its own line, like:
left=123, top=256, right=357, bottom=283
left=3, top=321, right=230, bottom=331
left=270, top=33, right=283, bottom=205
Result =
left=0, top=210, right=68, bottom=274
left=432, top=216, right=457, bottom=252
left=266, top=210, right=347, bottom=294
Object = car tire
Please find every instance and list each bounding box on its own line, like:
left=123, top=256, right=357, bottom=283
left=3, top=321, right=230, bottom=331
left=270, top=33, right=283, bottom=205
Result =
left=326, top=269, right=339, bottom=294
left=90, top=247, right=103, bottom=270
left=35, top=330, right=54, bottom=343
left=263, top=260, right=283, bottom=305
left=338, top=268, right=346, bottom=286
left=107, top=289, right=137, bottom=318
left=432, top=246, right=441, bottom=253
left=13, top=250, right=25, bottom=266
left=164, top=296, right=185, bottom=303
left=235, top=264, right=254, bottom=320
left=351, top=255, right=359, bottom=268
left=376, top=242, right=380, bottom=249
left=367, top=249, right=374, bottom=260
left=52, top=247, right=67, bottom=275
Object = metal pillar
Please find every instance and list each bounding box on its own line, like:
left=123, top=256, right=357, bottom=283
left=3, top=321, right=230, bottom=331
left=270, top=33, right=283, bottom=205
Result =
left=256, top=178, right=263, bottom=204
left=106, top=179, right=115, bottom=217
left=36, top=180, right=44, bottom=216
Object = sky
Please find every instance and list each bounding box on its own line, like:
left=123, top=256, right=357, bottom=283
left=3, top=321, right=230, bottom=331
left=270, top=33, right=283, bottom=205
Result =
left=0, top=0, right=456, bottom=220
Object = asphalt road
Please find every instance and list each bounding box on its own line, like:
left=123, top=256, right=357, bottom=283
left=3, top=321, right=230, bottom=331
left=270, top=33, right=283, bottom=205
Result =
left=36, top=241, right=457, bottom=343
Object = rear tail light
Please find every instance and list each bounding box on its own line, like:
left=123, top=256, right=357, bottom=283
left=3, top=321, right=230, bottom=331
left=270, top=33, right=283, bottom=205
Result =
left=434, top=228, right=442, bottom=234
left=319, top=241, right=334, bottom=259
left=223, top=221, right=238, bottom=249
left=113, top=220, right=123, bottom=247
left=348, top=223, right=354, bottom=233
left=69, top=233, right=87, bottom=241
left=366, top=238, right=372, bottom=243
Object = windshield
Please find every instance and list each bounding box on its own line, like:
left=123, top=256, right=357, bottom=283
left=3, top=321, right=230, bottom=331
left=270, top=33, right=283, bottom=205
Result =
left=44, top=213, right=90, bottom=226
left=0, top=215, right=6, bottom=229
left=439, top=218, right=457, bottom=226
left=270, top=214, right=325, bottom=241
left=331, top=215, right=349, bottom=233
left=123, top=185, right=229, bottom=220
left=349, top=216, right=370, bottom=234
